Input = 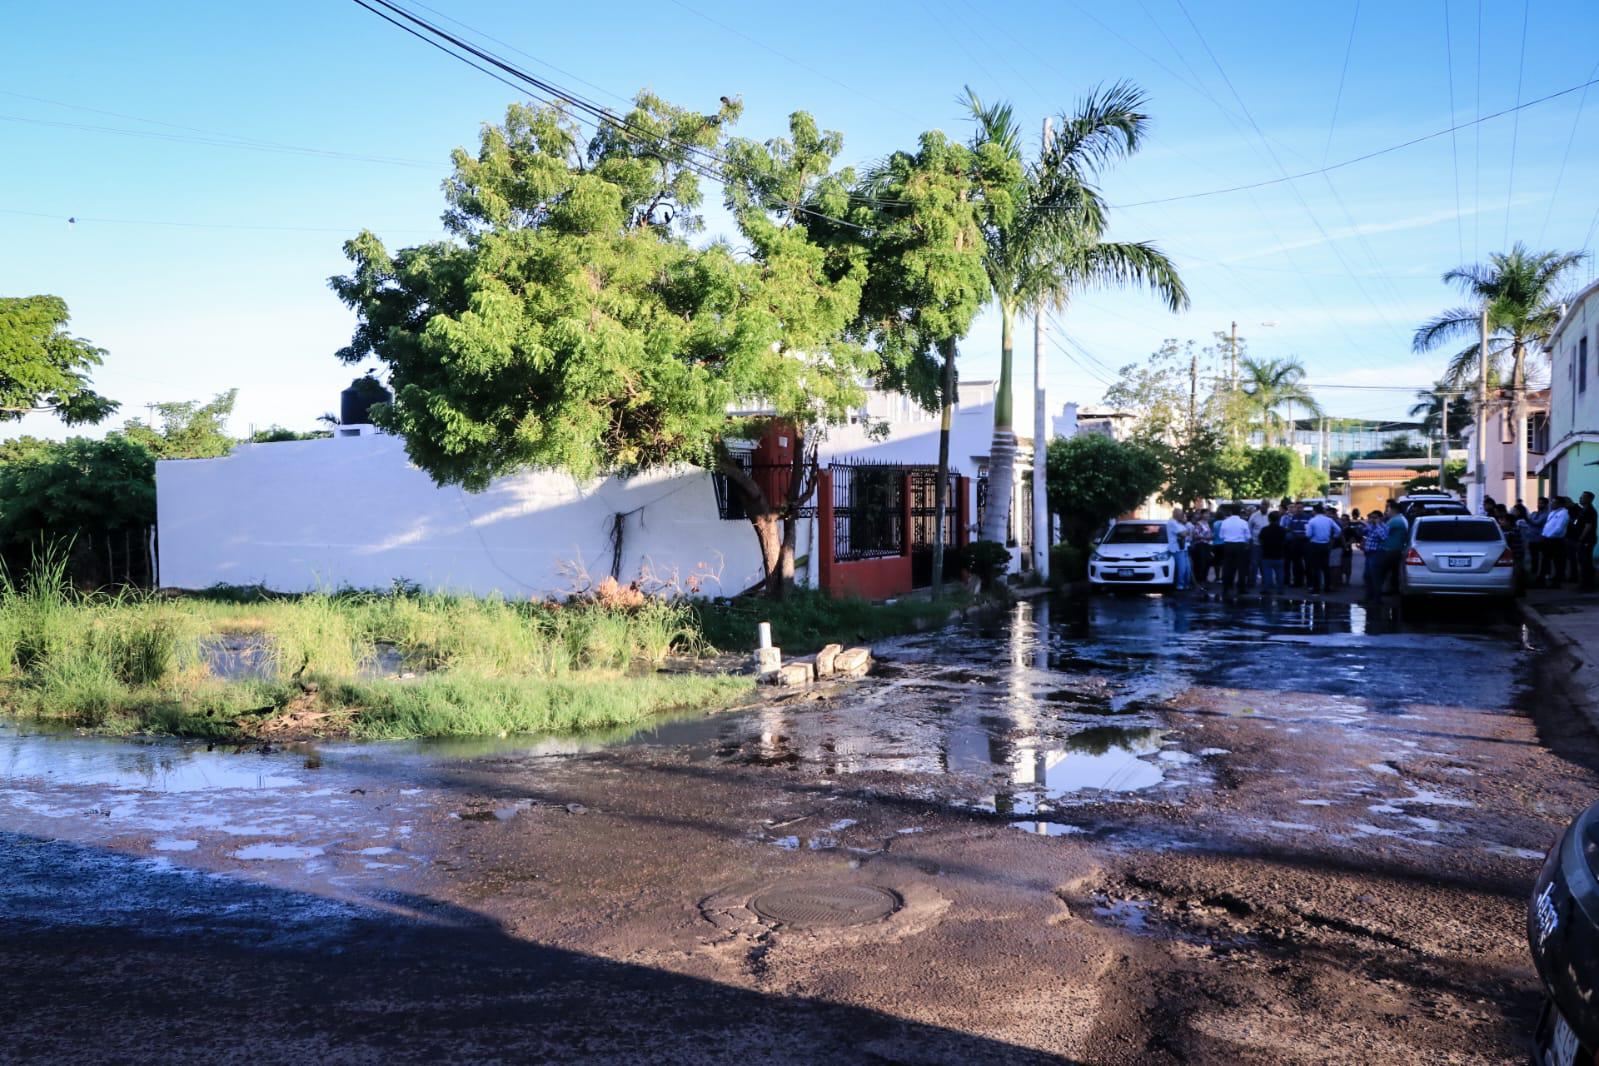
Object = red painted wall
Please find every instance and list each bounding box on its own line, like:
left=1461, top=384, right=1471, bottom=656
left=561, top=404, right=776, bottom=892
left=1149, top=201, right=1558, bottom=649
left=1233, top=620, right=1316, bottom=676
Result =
left=828, top=555, right=913, bottom=599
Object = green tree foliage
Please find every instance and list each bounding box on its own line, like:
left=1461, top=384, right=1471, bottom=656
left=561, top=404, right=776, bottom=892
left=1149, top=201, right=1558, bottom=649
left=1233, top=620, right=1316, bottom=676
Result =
left=1407, top=383, right=1475, bottom=449
left=121, top=390, right=239, bottom=460
left=1218, top=446, right=1294, bottom=500
left=1144, top=422, right=1230, bottom=509
left=332, top=95, right=881, bottom=595
left=1046, top=432, right=1164, bottom=546
left=0, top=435, right=155, bottom=584
left=1103, top=338, right=1195, bottom=432
left=0, top=295, right=119, bottom=424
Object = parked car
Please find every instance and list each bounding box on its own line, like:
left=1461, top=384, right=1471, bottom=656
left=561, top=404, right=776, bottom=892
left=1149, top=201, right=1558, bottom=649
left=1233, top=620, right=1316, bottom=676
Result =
left=1397, top=491, right=1471, bottom=522
left=1528, top=799, right=1599, bottom=1066
left=1398, top=514, right=1516, bottom=605
left=1088, top=521, right=1176, bottom=590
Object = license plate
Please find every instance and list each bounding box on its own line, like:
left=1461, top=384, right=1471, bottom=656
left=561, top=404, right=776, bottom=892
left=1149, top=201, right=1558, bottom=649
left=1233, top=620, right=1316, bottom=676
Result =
left=1447, top=557, right=1472, bottom=568
left=1118, top=569, right=1135, bottom=578
left=1551, top=1012, right=1580, bottom=1066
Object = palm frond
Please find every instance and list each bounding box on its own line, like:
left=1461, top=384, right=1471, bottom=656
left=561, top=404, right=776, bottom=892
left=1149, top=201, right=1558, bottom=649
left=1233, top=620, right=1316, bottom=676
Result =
left=1046, top=80, right=1149, bottom=176
left=1413, top=306, right=1484, bottom=354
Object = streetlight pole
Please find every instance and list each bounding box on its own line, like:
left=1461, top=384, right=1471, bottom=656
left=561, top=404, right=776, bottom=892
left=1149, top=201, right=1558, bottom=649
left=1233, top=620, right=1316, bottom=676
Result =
left=1032, top=116, right=1053, bottom=581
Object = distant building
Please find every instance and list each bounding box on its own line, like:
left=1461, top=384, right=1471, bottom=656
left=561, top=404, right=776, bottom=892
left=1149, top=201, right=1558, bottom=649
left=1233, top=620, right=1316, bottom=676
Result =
left=1250, top=419, right=1428, bottom=466
left=1345, top=458, right=1425, bottom=516
left=1540, top=278, right=1599, bottom=503
left=1460, top=387, right=1550, bottom=506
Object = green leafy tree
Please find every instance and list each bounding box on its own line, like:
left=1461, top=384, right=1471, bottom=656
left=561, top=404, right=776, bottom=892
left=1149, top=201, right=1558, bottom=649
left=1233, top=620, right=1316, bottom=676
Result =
left=964, top=83, right=1187, bottom=547
left=1412, top=243, right=1586, bottom=492
left=332, top=96, right=873, bottom=597
left=1046, top=433, right=1164, bottom=547
left=1235, top=356, right=1321, bottom=445
left=1404, top=460, right=1466, bottom=494
left=1218, top=446, right=1294, bottom=500
left=847, top=129, right=1012, bottom=592
left=0, top=296, right=118, bottom=424
left=121, top=390, right=238, bottom=460
left=0, top=435, right=156, bottom=584
left=1103, top=339, right=1196, bottom=433
left=1144, top=422, right=1229, bottom=509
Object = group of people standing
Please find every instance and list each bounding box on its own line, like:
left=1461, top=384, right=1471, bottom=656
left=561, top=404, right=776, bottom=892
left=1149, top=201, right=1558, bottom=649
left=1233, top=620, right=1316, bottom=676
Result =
left=1165, top=500, right=1356, bottom=597
left=1502, top=492, right=1599, bottom=591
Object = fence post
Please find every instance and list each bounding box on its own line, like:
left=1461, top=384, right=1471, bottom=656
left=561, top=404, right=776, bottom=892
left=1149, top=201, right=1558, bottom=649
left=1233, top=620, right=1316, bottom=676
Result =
left=817, top=467, right=835, bottom=597
left=956, top=475, right=971, bottom=549
left=899, top=473, right=913, bottom=559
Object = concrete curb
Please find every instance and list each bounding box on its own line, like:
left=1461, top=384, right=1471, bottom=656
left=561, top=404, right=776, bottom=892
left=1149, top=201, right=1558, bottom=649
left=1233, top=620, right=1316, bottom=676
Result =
left=1517, top=600, right=1599, bottom=738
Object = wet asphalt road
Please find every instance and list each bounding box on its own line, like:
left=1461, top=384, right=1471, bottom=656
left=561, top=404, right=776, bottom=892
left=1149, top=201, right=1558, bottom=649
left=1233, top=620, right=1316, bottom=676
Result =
left=2, top=591, right=1595, bottom=1063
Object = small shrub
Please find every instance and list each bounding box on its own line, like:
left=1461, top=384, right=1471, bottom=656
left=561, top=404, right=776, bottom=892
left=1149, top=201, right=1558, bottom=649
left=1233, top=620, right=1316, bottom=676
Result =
left=1050, top=543, right=1087, bottom=585
left=961, top=540, right=1012, bottom=589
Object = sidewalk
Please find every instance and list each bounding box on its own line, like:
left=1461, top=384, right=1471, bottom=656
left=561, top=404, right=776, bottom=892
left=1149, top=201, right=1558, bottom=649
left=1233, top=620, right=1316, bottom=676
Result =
left=1521, top=583, right=1599, bottom=732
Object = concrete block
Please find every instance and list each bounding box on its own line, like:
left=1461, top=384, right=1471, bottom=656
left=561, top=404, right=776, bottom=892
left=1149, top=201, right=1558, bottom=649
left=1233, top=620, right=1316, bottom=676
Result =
left=753, top=646, right=782, bottom=678
left=815, top=643, right=843, bottom=677
left=769, top=661, right=814, bottom=687
left=833, top=647, right=872, bottom=678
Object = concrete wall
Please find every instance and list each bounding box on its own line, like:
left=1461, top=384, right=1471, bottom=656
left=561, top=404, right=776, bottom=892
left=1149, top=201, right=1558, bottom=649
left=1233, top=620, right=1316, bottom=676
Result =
left=156, top=433, right=774, bottom=598
left=157, top=381, right=1045, bottom=597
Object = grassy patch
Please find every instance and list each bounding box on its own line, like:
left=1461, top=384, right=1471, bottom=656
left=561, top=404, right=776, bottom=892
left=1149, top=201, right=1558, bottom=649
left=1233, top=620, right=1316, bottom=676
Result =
left=0, top=561, right=736, bottom=741
left=694, top=588, right=967, bottom=654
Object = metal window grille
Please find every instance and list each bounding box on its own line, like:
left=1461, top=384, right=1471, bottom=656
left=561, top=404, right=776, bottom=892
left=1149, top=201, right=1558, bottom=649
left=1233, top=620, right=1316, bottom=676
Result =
left=831, top=463, right=904, bottom=561
left=712, top=456, right=817, bottom=521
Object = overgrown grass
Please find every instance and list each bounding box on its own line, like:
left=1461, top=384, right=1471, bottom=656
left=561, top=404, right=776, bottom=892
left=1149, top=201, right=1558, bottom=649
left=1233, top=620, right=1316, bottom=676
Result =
left=0, top=559, right=737, bottom=740
left=694, top=588, right=968, bottom=655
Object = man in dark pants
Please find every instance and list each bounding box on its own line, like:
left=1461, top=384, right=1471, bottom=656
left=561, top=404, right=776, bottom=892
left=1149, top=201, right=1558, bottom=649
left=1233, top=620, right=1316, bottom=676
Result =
left=1283, top=502, right=1309, bottom=586
left=1304, top=504, right=1339, bottom=594
left=1579, top=491, right=1598, bottom=591
left=1362, top=503, right=1389, bottom=600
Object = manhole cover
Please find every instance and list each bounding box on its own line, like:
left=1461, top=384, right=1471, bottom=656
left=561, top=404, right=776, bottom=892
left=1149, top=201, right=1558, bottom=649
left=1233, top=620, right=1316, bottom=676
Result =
left=750, top=884, right=899, bottom=928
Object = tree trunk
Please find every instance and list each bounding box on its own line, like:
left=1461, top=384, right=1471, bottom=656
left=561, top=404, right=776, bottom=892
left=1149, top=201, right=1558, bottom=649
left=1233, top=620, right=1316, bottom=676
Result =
left=931, top=335, right=958, bottom=598
left=981, top=303, right=1016, bottom=547
left=752, top=511, right=783, bottom=598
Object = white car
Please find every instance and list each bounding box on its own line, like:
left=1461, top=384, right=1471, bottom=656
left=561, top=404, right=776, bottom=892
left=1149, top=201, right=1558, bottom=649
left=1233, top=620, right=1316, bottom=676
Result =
left=1399, top=514, right=1517, bottom=604
left=1089, top=520, right=1177, bottom=589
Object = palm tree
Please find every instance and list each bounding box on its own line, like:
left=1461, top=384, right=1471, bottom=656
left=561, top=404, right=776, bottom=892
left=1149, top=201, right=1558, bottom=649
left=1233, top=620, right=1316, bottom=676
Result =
left=966, top=83, right=1188, bottom=549
left=1235, top=356, right=1321, bottom=446
left=1407, top=380, right=1480, bottom=451
left=1412, top=243, right=1587, bottom=497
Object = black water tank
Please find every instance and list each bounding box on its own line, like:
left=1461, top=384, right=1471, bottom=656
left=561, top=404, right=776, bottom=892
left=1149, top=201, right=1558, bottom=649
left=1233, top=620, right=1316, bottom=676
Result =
left=339, top=376, right=392, bottom=425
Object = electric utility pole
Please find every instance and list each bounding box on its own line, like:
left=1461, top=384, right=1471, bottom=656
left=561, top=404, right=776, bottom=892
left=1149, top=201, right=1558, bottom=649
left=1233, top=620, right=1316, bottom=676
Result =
left=1438, top=392, right=1448, bottom=489
left=1032, top=115, right=1053, bottom=582
left=1229, top=320, right=1238, bottom=389
left=1474, top=306, right=1489, bottom=513
left=1189, top=348, right=1198, bottom=428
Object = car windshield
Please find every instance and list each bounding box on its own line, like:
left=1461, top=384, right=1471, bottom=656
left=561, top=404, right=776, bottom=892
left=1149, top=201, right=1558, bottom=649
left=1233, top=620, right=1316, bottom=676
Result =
left=1413, top=519, right=1502, bottom=542
left=1103, top=523, right=1168, bottom=545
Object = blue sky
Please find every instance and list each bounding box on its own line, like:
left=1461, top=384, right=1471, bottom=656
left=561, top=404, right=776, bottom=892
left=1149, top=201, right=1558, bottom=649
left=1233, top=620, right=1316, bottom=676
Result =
left=4, top=0, right=1598, bottom=439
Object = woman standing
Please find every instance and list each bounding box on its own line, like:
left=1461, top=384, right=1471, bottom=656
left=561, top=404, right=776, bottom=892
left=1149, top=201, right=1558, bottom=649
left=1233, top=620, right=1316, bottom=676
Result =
left=1189, top=510, right=1213, bottom=587
left=1167, top=507, right=1192, bottom=591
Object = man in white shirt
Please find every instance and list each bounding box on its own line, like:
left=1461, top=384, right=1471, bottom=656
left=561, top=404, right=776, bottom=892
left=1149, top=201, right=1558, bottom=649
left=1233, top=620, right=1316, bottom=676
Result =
left=1304, top=505, right=1341, bottom=593
left=1166, top=507, right=1192, bottom=590
left=1246, top=502, right=1270, bottom=588
left=1216, top=509, right=1253, bottom=595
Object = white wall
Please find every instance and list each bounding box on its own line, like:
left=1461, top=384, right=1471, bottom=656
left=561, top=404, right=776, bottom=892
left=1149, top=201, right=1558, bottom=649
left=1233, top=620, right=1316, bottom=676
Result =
left=158, top=385, right=1039, bottom=596
left=156, top=434, right=772, bottom=597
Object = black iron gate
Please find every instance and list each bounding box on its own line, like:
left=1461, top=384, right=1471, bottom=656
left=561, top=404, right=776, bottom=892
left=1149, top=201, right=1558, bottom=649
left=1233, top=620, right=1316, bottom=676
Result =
left=831, top=464, right=903, bottom=561
left=909, top=470, right=959, bottom=587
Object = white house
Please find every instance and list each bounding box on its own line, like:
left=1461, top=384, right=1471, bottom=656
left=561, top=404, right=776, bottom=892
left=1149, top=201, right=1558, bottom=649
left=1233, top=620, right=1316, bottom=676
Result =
left=1540, top=278, right=1599, bottom=503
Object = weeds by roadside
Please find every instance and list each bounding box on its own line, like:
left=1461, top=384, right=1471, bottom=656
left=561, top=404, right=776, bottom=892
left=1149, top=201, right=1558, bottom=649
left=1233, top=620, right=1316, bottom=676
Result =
left=693, top=588, right=968, bottom=654
left=0, top=556, right=738, bottom=740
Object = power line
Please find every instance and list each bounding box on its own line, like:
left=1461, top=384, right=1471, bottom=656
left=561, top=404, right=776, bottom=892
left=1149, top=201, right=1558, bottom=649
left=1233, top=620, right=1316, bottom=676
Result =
left=0, top=111, right=442, bottom=169
left=1112, top=69, right=1599, bottom=210
left=1322, top=0, right=1361, bottom=167
left=1170, top=0, right=1411, bottom=344
left=1502, top=0, right=1530, bottom=247
left=1536, top=56, right=1599, bottom=246
left=0, top=206, right=440, bottom=235
left=1441, top=0, right=1465, bottom=263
